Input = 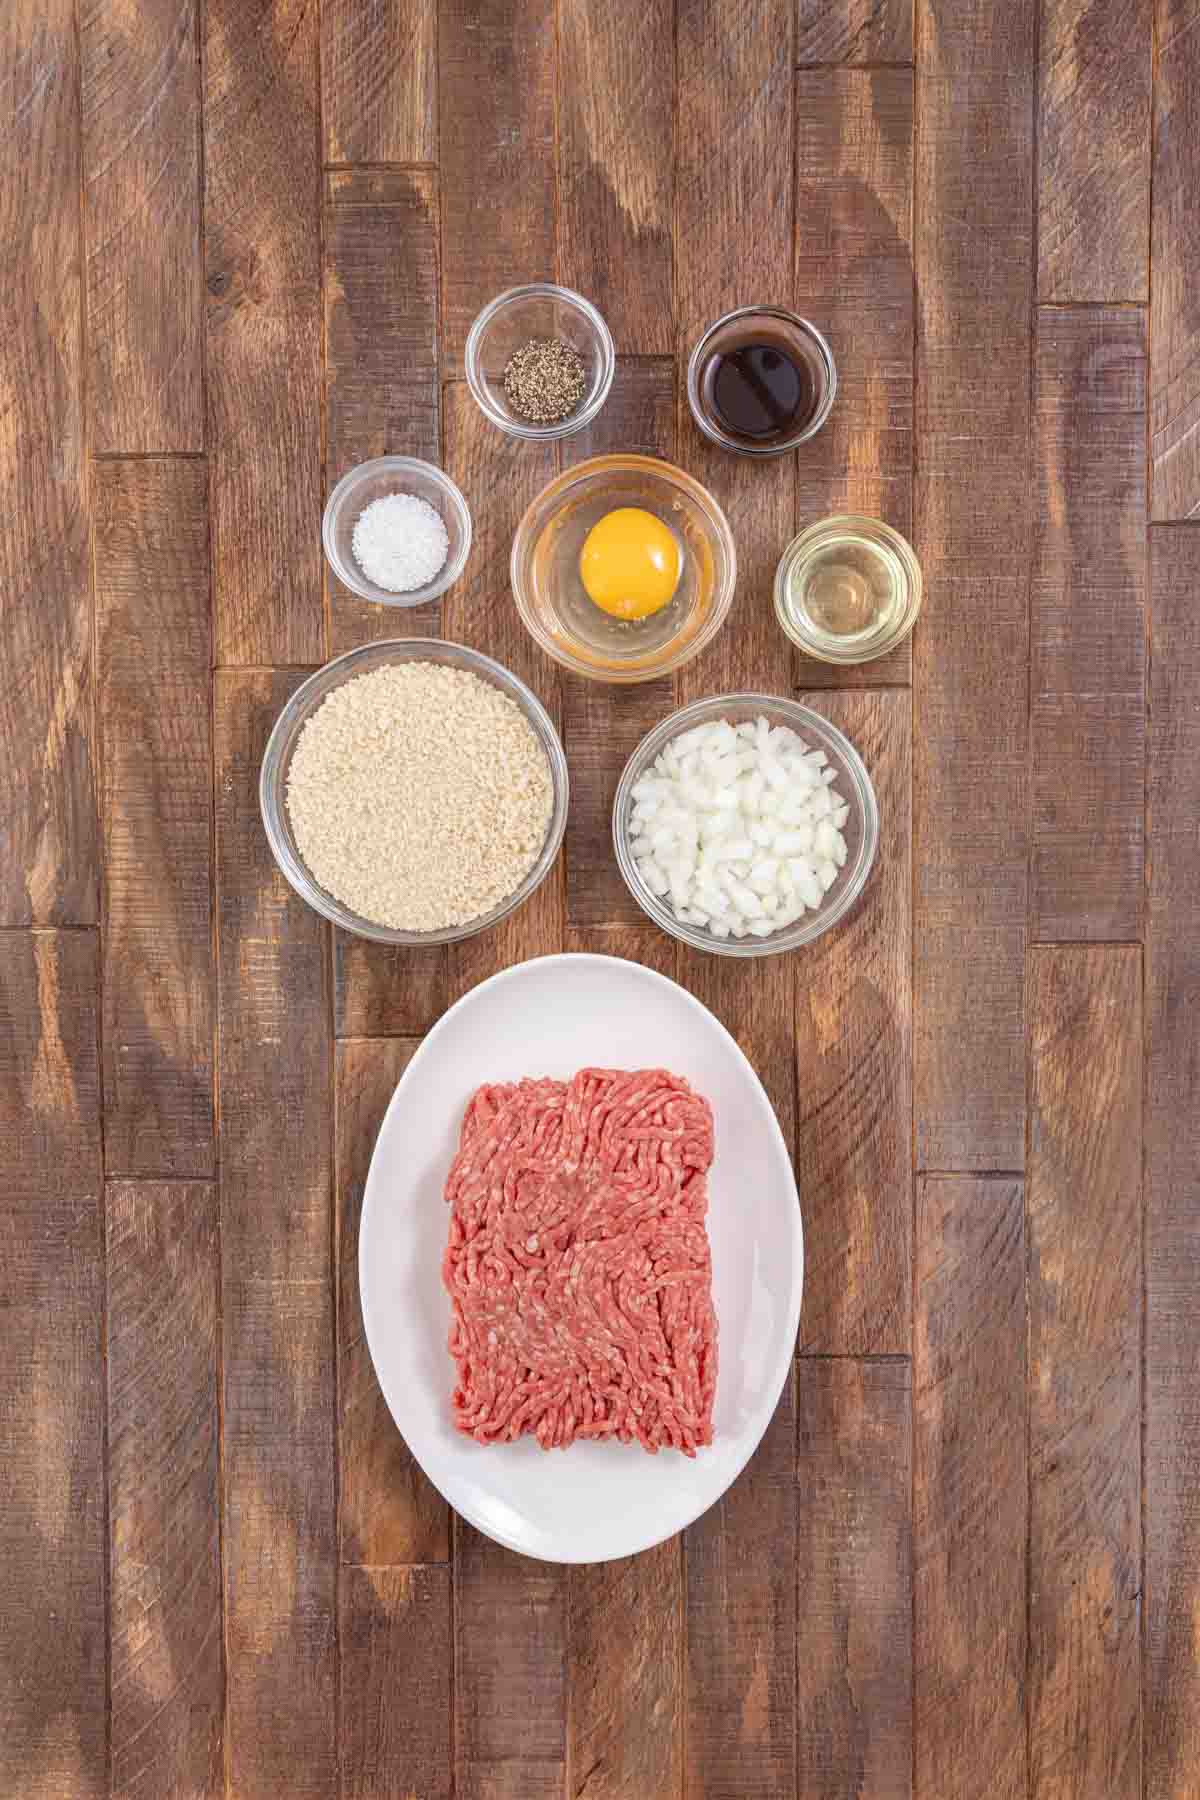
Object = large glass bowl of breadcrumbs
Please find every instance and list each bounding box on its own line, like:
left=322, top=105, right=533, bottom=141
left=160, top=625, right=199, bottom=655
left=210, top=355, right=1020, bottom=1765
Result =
left=260, top=640, right=568, bottom=945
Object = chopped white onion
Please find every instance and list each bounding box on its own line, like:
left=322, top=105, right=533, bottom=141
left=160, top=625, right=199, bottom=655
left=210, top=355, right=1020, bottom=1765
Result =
left=629, top=715, right=851, bottom=938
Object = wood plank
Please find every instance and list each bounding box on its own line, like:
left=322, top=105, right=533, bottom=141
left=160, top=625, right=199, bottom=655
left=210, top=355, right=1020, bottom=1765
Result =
left=336, top=1037, right=449, bottom=1564
left=1031, top=307, right=1146, bottom=941
left=334, top=937, right=447, bottom=1038
left=214, top=670, right=335, bottom=1795
left=1037, top=0, right=1151, bottom=302
left=106, top=1180, right=222, bottom=1800
left=0, top=931, right=105, bottom=1796
left=1028, top=947, right=1142, bottom=1799
left=0, top=0, right=96, bottom=925
left=321, top=0, right=436, bottom=165
left=796, top=0, right=912, bottom=61
left=557, top=0, right=674, bottom=353
left=94, top=459, right=214, bottom=1177
left=562, top=359, right=676, bottom=929
left=794, top=690, right=911, bottom=1354
left=204, top=0, right=324, bottom=662
left=676, top=0, right=794, bottom=352
left=1145, top=523, right=1200, bottom=1795
left=565, top=925, right=676, bottom=976
left=795, top=1359, right=912, bottom=1798
left=80, top=0, right=204, bottom=451
left=340, top=1565, right=452, bottom=1800
left=794, top=68, right=915, bottom=689
left=913, top=0, right=1035, bottom=1170
left=567, top=1543, right=682, bottom=1800
left=1150, top=0, right=1200, bottom=518
left=455, top=1526, right=567, bottom=1799
left=914, top=1176, right=1026, bottom=1800
left=685, top=1372, right=797, bottom=1799
left=442, top=383, right=564, bottom=1000
left=324, top=168, right=441, bottom=658
left=439, top=0, right=556, bottom=374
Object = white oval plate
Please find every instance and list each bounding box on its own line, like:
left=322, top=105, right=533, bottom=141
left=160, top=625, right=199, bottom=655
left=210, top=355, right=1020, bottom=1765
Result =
left=359, top=953, right=803, bottom=1563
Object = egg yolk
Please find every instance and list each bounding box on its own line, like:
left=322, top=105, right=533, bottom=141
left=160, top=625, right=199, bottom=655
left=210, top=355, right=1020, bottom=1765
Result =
left=579, top=507, right=681, bottom=621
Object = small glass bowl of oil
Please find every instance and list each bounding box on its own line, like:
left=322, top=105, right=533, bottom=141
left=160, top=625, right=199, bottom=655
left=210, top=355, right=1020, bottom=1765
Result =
left=774, top=515, right=922, bottom=664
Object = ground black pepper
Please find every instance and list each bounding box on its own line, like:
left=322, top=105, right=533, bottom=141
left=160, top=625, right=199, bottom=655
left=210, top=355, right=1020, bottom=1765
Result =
left=503, top=337, right=587, bottom=424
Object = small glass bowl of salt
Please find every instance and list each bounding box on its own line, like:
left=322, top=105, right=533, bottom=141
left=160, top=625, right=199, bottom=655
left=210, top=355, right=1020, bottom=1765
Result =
left=322, top=455, right=472, bottom=607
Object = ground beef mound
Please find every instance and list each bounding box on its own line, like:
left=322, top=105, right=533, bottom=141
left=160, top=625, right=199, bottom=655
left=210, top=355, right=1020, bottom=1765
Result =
left=442, top=1068, right=718, bottom=1455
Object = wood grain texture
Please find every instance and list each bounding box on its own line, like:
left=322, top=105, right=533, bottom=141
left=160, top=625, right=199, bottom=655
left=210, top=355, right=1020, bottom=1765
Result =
left=95, top=459, right=214, bottom=1176
left=796, top=0, right=913, bottom=61
left=334, top=937, right=447, bottom=1038
left=80, top=0, right=204, bottom=451
left=322, top=0, right=436, bottom=165
left=204, top=0, right=324, bottom=662
left=106, top=1180, right=223, bottom=1800
left=565, top=925, right=677, bottom=977
left=456, top=1527, right=567, bottom=1799
left=439, top=0, right=556, bottom=373
left=1032, top=307, right=1146, bottom=941
left=336, top=1037, right=449, bottom=1564
left=913, top=0, right=1035, bottom=1170
left=325, top=168, right=441, bottom=658
left=1028, top=947, right=1142, bottom=1800
left=795, top=690, right=911, bottom=1354
left=676, top=0, right=794, bottom=349
left=0, top=931, right=105, bottom=1797
left=0, top=0, right=96, bottom=925
left=685, top=1372, right=797, bottom=1799
left=1145, top=524, right=1200, bottom=1796
left=795, top=1359, right=912, bottom=1798
left=341, top=1565, right=452, bottom=1800
left=557, top=0, right=673, bottom=352
left=794, top=69, right=915, bottom=687
left=214, top=671, right=335, bottom=1795
left=1151, top=0, right=1200, bottom=518
left=1037, top=0, right=1151, bottom=302
left=915, top=1176, right=1026, bottom=1800
left=562, top=359, right=676, bottom=928
left=567, top=1542, right=682, bottom=1800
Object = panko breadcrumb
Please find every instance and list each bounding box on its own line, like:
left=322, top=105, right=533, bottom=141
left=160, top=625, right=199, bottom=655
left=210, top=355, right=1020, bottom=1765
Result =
left=285, top=662, right=554, bottom=931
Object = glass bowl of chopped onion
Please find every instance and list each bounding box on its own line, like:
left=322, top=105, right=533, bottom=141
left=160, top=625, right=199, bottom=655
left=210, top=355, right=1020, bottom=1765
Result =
left=260, top=639, right=568, bottom=945
left=465, top=284, right=615, bottom=441
left=322, top=456, right=473, bottom=607
left=612, top=694, right=879, bottom=956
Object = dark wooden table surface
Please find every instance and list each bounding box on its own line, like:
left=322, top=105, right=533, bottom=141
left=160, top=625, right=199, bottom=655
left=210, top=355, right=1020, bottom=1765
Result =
left=3, top=0, right=1198, bottom=1794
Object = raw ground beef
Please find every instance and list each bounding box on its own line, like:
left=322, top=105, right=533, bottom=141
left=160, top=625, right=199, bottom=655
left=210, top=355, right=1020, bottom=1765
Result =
left=441, top=1067, right=718, bottom=1454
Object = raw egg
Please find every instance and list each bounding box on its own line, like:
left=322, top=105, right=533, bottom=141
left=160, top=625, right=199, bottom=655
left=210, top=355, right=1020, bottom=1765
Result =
left=579, top=507, right=681, bottom=621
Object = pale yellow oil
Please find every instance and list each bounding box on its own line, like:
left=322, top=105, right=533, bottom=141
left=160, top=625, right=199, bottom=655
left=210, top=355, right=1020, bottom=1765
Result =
left=784, top=534, right=908, bottom=650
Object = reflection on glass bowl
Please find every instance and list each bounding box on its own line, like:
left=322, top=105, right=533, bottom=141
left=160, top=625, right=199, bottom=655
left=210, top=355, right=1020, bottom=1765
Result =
left=510, top=455, right=737, bottom=684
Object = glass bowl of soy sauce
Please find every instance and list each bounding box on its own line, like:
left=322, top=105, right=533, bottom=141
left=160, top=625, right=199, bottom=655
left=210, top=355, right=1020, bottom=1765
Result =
left=686, top=306, right=837, bottom=457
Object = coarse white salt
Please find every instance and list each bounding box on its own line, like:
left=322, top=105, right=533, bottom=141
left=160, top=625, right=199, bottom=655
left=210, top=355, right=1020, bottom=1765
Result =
left=351, top=491, right=449, bottom=592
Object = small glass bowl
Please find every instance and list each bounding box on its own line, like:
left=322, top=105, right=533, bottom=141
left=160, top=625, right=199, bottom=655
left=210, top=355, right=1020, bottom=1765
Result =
left=260, top=639, right=568, bottom=946
left=775, top=515, right=922, bottom=664
left=510, top=454, right=736, bottom=684
left=322, top=456, right=472, bottom=607
left=464, top=284, right=615, bottom=440
left=613, top=693, right=878, bottom=957
left=686, top=305, right=837, bottom=457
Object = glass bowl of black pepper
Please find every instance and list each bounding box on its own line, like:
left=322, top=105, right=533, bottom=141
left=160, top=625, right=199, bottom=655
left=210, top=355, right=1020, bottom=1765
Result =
left=465, top=283, right=615, bottom=441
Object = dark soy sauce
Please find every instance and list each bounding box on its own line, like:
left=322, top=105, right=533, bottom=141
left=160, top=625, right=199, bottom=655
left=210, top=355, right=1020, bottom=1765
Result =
left=706, top=342, right=814, bottom=442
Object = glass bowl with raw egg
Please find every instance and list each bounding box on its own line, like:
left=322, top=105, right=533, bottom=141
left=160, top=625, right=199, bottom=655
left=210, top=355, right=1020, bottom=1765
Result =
left=510, top=454, right=737, bottom=684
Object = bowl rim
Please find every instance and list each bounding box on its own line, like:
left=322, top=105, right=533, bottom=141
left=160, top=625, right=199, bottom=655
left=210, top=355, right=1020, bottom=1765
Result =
left=464, top=282, right=616, bottom=441
left=773, top=512, right=923, bottom=663
left=685, top=305, right=838, bottom=457
left=611, top=691, right=879, bottom=956
left=321, top=455, right=473, bottom=607
left=509, top=452, right=739, bottom=684
left=259, top=637, right=569, bottom=945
